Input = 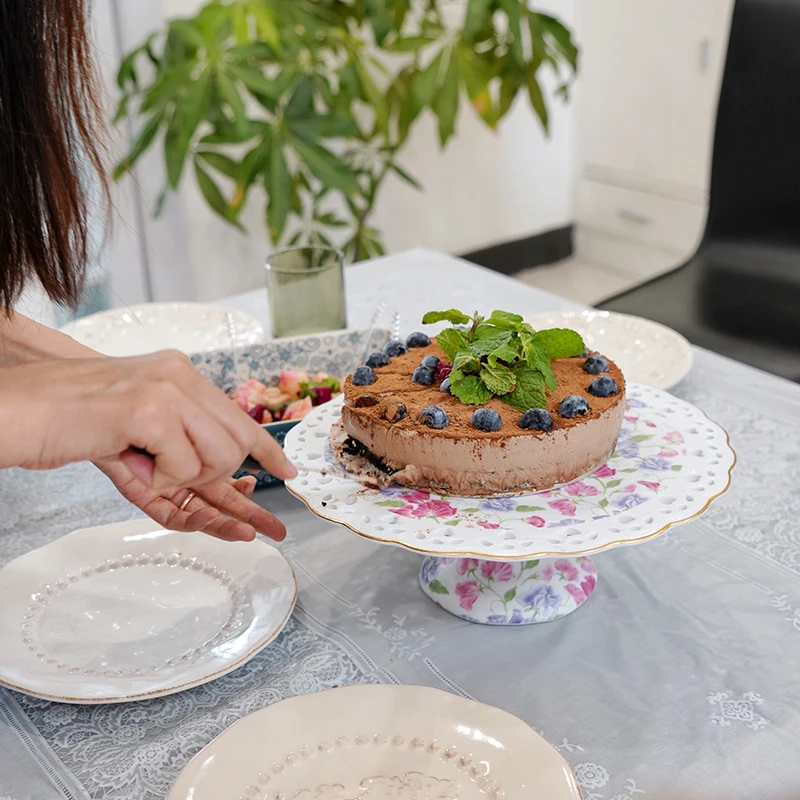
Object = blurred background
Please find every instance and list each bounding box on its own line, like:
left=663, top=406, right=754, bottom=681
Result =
left=91, top=0, right=730, bottom=309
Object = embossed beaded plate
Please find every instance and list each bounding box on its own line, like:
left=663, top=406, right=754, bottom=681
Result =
left=283, top=384, right=735, bottom=560
left=0, top=519, right=296, bottom=703
left=168, top=684, right=582, bottom=800
left=59, top=302, right=264, bottom=357
left=526, top=310, right=693, bottom=389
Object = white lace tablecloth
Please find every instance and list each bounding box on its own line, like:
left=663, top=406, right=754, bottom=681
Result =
left=2, top=250, right=799, bottom=800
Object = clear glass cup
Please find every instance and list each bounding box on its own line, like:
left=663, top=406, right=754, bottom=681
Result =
left=265, top=246, right=347, bottom=338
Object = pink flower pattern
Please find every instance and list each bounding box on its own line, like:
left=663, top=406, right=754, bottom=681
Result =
left=524, top=515, right=546, bottom=528
left=480, top=561, right=515, bottom=582
left=457, top=559, right=480, bottom=576
left=663, top=431, right=684, bottom=444
left=564, top=584, right=586, bottom=605
left=638, top=480, right=661, bottom=491
left=554, top=559, right=579, bottom=581
left=579, top=557, right=597, bottom=575
left=477, top=521, right=500, bottom=530
left=565, top=481, right=600, bottom=498
left=593, top=464, right=617, bottom=478
left=455, top=580, right=479, bottom=611
left=549, top=498, right=577, bottom=517
left=581, top=574, right=597, bottom=598
left=540, top=566, right=554, bottom=581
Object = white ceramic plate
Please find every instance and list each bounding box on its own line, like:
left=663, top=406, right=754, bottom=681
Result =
left=0, top=519, right=296, bottom=703
left=59, top=302, right=264, bottom=357
left=526, top=310, right=693, bottom=389
left=168, top=684, right=582, bottom=800
left=284, top=386, right=735, bottom=560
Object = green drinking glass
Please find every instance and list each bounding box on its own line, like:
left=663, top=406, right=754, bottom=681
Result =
left=265, top=246, right=347, bottom=338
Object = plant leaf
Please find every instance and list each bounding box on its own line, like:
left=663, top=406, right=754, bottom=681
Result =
left=388, top=161, right=422, bottom=190
left=527, top=72, right=549, bottom=133
left=427, top=579, right=450, bottom=595
left=486, top=310, right=524, bottom=329
left=290, top=138, right=361, bottom=196
left=353, top=53, right=389, bottom=133
left=470, top=328, right=512, bottom=357
left=284, top=76, right=315, bottom=120
left=267, top=136, right=291, bottom=242
left=498, top=0, right=524, bottom=64
left=387, top=36, right=437, bottom=52
left=481, top=361, right=516, bottom=395
left=403, top=49, right=443, bottom=131
left=229, top=63, right=282, bottom=99
left=434, top=327, right=468, bottom=360
left=516, top=508, right=544, bottom=514
left=197, top=150, right=239, bottom=180
left=450, top=375, right=492, bottom=406
left=164, top=107, right=187, bottom=188
left=422, top=309, right=470, bottom=325
left=169, top=19, right=206, bottom=50
left=530, top=328, right=585, bottom=360
left=194, top=160, right=237, bottom=226
left=249, top=1, right=280, bottom=50
left=181, top=64, right=213, bottom=145
left=113, top=109, right=166, bottom=180
left=140, top=62, right=194, bottom=113
left=500, top=365, right=546, bottom=411
left=201, top=119, right=264, bottom=145
left=463, top=0, right=493, bottom=43
left=216, top=69, right=248, bottom=136
left=536, top=12, right=579, bottom=69
left=434, top=48, right=460, bottom=146
left=503, top=588, right=517, bottom=603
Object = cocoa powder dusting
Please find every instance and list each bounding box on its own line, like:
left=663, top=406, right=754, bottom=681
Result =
left=343, top=339, right=626, bottom=441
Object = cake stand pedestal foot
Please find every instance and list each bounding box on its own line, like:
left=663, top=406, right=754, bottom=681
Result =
left=419, top=555, right=598, bottom=625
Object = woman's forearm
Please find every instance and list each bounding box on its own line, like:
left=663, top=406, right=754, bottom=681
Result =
left=0, top=309, right=98, bottom=365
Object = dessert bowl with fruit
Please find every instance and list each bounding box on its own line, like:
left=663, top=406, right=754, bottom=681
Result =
left=191, top=327, right=390, bottom=487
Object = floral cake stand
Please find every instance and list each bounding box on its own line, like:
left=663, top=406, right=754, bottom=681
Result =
left=283, top=385, right=735, bottom=625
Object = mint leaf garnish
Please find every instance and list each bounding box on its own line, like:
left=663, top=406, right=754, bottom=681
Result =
left=435, top=328, right=467, bottom=360
left=500, top=365, right=546, bottom=411
left=470, top=327, right=512, bottom=357
left=424, top=308, right=586, bottom=410
left=485, top=310, right=524, bottom=329
left=481, top=361, right=516, bottom=394
left=450, top=375, right=493, bottom=405
left=453, top=348, right=480, bottom=375
left=531, top=328, right=585, bottom=360
left=488, top=341, right=519, bottom=365
left=422, top=309, right=471, bottom=325
left=522, top=340, right=557, bottom=391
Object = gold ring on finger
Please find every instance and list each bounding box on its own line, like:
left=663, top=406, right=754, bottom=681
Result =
left=178, top=490, right=198, bottom=512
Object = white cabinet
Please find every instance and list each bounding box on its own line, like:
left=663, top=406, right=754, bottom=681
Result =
left=573, top=0, right=734, bottom=281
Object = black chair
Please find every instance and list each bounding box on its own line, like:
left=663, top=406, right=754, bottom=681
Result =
left=599, top=0, right=800, bottom=382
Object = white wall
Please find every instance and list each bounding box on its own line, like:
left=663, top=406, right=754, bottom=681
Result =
left=104, top=0, right=577, bottom=303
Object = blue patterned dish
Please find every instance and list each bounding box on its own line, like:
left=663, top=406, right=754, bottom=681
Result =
left=192, top=327, right=391, bottom=488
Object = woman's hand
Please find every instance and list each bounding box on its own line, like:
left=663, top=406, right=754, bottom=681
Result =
left=0, top=350, right=298, bottom=537
left=97, top=459, right=286, bottom=542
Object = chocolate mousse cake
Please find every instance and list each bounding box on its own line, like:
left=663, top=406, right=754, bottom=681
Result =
left=333, top=309, right=626, bottom=497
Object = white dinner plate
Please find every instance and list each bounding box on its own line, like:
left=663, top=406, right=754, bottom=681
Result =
left=0, top=519, right=296, bottom=703
left=168, top=684, right=582, bottom=800
left=526, top=309, right=693, bottom=389
left=59, top=302, right=264, bottom=356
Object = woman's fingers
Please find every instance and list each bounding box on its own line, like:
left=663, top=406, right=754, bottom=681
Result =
left=140, top=351, right=298, bottom=483
left=250, top=425, right=298, bottom=481
left=193, top=478, right=287, bottom=542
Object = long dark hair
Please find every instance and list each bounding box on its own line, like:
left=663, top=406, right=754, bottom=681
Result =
left=0, top=0, right=108, bottom=310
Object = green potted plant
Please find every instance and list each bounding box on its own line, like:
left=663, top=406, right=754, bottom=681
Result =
left=114, top=0, right=578, bottom=261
